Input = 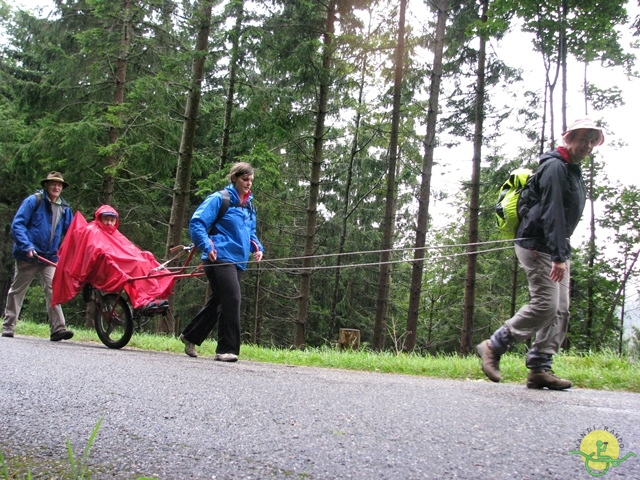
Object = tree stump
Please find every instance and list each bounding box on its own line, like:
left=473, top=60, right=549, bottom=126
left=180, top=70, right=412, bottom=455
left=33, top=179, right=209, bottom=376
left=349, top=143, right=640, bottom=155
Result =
left=338, top=328, right=361, bottom=350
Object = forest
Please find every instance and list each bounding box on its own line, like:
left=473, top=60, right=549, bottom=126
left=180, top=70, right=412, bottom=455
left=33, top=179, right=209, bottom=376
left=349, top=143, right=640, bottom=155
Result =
left=1, top=0, right=639, bottom=356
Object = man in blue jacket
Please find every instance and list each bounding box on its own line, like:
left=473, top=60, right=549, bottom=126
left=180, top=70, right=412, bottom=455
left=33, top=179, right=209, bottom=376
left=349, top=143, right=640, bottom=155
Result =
left=476, top=118, right=604, bottom=390
left=2, top=171, right=74, bottom=341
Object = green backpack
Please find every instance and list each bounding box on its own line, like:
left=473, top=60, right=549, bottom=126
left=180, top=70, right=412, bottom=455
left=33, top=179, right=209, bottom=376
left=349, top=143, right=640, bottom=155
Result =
left=495, top=167, right=533, bottom=239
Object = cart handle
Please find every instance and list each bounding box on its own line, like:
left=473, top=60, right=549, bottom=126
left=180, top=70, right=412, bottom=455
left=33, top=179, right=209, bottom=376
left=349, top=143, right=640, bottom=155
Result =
left=35, top=254, right=57, bottom=267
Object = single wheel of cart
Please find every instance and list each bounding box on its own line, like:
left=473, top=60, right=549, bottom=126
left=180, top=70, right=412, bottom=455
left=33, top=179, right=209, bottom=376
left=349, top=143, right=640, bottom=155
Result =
left=93, top=292, right=134, bottom=349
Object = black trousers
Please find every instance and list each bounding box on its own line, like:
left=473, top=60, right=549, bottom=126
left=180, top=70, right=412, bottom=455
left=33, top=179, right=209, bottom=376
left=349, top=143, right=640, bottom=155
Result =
left=181, top=260, right=243, bottom=354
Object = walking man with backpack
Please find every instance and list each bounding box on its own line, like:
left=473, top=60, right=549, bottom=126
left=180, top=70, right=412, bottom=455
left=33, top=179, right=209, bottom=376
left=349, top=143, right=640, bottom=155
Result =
left=2, top=171, right=74, bottom=341
left=477, top=118, right=604, bottom=389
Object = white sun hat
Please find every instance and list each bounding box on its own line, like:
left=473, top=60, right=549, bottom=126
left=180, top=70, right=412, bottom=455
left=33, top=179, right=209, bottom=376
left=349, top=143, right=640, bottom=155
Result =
left=562, top=118, right=604, bottom=146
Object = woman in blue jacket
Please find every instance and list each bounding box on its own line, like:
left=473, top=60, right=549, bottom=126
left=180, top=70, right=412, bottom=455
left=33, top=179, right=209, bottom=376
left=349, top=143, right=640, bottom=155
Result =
left=180, top=162, right=264, bottom=360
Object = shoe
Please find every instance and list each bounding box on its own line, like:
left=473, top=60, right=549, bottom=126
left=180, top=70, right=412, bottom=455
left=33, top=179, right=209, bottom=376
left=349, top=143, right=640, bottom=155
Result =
left=476, top=339, right=501, bottom=382
left=50, top=329, right=74, bottom=342
left=214, top=353, right=238, bottom=362
left=1, top=331, right=14, bottom=338
left=180, top=334, right=197, bottom=358
left=526, top=370, right=572, bottom=390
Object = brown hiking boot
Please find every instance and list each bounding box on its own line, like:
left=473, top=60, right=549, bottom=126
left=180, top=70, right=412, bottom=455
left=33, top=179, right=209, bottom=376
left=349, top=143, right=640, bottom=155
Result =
left=476, top=339, right=501, bottom=382
left=526, top=370, right=572, bottom=390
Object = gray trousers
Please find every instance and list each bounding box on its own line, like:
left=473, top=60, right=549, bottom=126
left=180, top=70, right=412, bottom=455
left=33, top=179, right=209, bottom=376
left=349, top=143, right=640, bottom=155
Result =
left=2, top=260, right=67, bottom=334
left=491, top=244, right=570, bottom=370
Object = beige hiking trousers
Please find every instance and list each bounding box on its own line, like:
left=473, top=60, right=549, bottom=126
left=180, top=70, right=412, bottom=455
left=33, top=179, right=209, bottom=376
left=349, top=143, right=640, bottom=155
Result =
left=2, top=260, right=66, bottom=335
left=505, top=244, right=571, bottom=358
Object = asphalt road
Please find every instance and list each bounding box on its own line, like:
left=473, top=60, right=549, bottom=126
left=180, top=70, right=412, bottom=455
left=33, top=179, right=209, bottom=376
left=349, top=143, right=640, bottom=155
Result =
left=0, top=336, right=638, bottom=479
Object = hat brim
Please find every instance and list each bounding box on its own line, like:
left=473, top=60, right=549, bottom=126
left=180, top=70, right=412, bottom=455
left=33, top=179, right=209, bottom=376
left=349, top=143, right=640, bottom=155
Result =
left=562, top=129, right=604, bottom=147
left=41, top=179, right=69, bottom=189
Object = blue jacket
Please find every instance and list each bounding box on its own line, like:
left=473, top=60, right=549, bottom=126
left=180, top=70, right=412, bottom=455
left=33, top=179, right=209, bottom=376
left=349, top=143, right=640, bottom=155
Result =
left=11, top=191, right=73, bottom=263
left=190, top=185, right=264, bottom=270
left=516, top=149, right=587, bottom=263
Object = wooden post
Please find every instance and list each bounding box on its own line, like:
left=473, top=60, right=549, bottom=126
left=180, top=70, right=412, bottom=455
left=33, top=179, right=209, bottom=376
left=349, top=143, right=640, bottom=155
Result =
left=338, top=328, right=361, bottom=350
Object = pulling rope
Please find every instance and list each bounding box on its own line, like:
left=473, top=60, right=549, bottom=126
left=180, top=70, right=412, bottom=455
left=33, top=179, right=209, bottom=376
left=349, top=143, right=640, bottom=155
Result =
left=251, top=245, right=515, bottom=273
left=158, top=238, right=520, bottom=274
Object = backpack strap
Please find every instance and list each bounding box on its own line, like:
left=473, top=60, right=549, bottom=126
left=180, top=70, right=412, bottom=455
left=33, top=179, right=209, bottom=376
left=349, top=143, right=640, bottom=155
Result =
left=33, top=191, right=69, bottom=214
left=34, top=191, right=43, bottom=211
left=208, top=190, right=231, bottom=236
left=207, top=189, right=256, bottom=236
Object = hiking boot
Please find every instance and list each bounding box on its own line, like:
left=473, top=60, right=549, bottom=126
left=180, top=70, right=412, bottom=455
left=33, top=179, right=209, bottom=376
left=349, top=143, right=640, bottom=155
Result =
left=180, top=334, right=197, bottom=358
left=476, top=339, right=501, bottom=382
left=1, top=331, right=14, bottom=338
left=526, top=370, right=572, bottom=390
left=214, top=353, right=238, bottom=362
left=50, top=329, right=74, bottom=342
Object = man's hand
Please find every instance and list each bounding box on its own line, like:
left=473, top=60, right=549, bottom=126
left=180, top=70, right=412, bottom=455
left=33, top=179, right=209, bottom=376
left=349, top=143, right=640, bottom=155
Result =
left=254, top=251, right=263, bottom=262
left=550, top=261, right=566, bottom=283
left=27, top=249, right=36, bottom=258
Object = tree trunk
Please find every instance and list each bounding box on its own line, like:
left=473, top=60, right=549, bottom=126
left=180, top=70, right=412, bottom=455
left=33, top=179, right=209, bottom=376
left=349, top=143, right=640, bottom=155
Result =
left=536, top=6, right=561, bottom=148
left=328, top=85, right=359, bottom=338
left=618, top=265, right=626, bottom=355
left=162, top=0, right=214, bottom=334
left=329, top=16, right=373, bottom=338
left=560, top=0, right=568, bottom=131
left=460, top=0, right=487, bottom=355
left=404, top=0, right=448, bottom=352
left=295, top=0, right=336, bottom=348
left=100, top=0, right=132, bottom=207
left=372, top=0, right=406, bottom=352
left=166, top=0, right=214, bottom=254
left=586, top=155, right=596, bottom=346
left=94, top=0, right=132, bottom=328
left=597, top=247, right=640, bottom=348
left=220, top=0, right=244, bottom=169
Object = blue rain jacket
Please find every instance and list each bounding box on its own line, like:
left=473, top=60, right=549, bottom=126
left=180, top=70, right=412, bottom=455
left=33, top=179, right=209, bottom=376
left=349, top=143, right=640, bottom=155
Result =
left=190, top=185, right=263, bottom=270
left=11, top=190, right=73, bottom=263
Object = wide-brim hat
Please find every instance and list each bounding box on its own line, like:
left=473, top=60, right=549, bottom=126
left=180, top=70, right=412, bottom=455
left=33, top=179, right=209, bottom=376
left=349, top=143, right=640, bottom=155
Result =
left=40, top=171, right=69, bottom=189
left=562, top=118, right=604, bottom=146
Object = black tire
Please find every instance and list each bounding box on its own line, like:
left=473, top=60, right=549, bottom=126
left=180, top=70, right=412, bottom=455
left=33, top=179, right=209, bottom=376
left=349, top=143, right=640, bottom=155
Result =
left=94, top=293, right=134, bottom=349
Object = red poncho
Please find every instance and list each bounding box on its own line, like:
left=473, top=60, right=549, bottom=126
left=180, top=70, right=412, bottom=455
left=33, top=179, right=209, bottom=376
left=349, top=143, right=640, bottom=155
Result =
left=52, top=206, right=175, bottom=309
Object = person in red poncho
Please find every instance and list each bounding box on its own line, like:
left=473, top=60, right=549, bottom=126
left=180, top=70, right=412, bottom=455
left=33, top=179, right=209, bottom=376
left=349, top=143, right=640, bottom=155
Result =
left=52, top=205, right=175, bottom=310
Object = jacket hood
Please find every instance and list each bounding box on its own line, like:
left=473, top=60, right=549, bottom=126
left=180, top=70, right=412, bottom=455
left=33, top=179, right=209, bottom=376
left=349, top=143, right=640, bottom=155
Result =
left=225, top=184, right=252, bottom=205
left=94, top=205, right=120, bottom=232
left=539, top=148, right=570, bottom=167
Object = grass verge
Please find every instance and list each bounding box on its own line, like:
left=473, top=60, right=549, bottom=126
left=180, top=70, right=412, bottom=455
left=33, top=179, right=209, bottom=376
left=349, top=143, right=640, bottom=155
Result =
left=11, top=321, right=640, bottom=393
left=1, top=419, right=109, bottom=480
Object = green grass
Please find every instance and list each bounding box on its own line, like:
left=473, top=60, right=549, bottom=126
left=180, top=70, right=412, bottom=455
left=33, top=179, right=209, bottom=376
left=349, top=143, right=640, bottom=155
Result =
left=11, top=321, right=640, bottom=393
left=1, top=419, right=104, bottom=480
